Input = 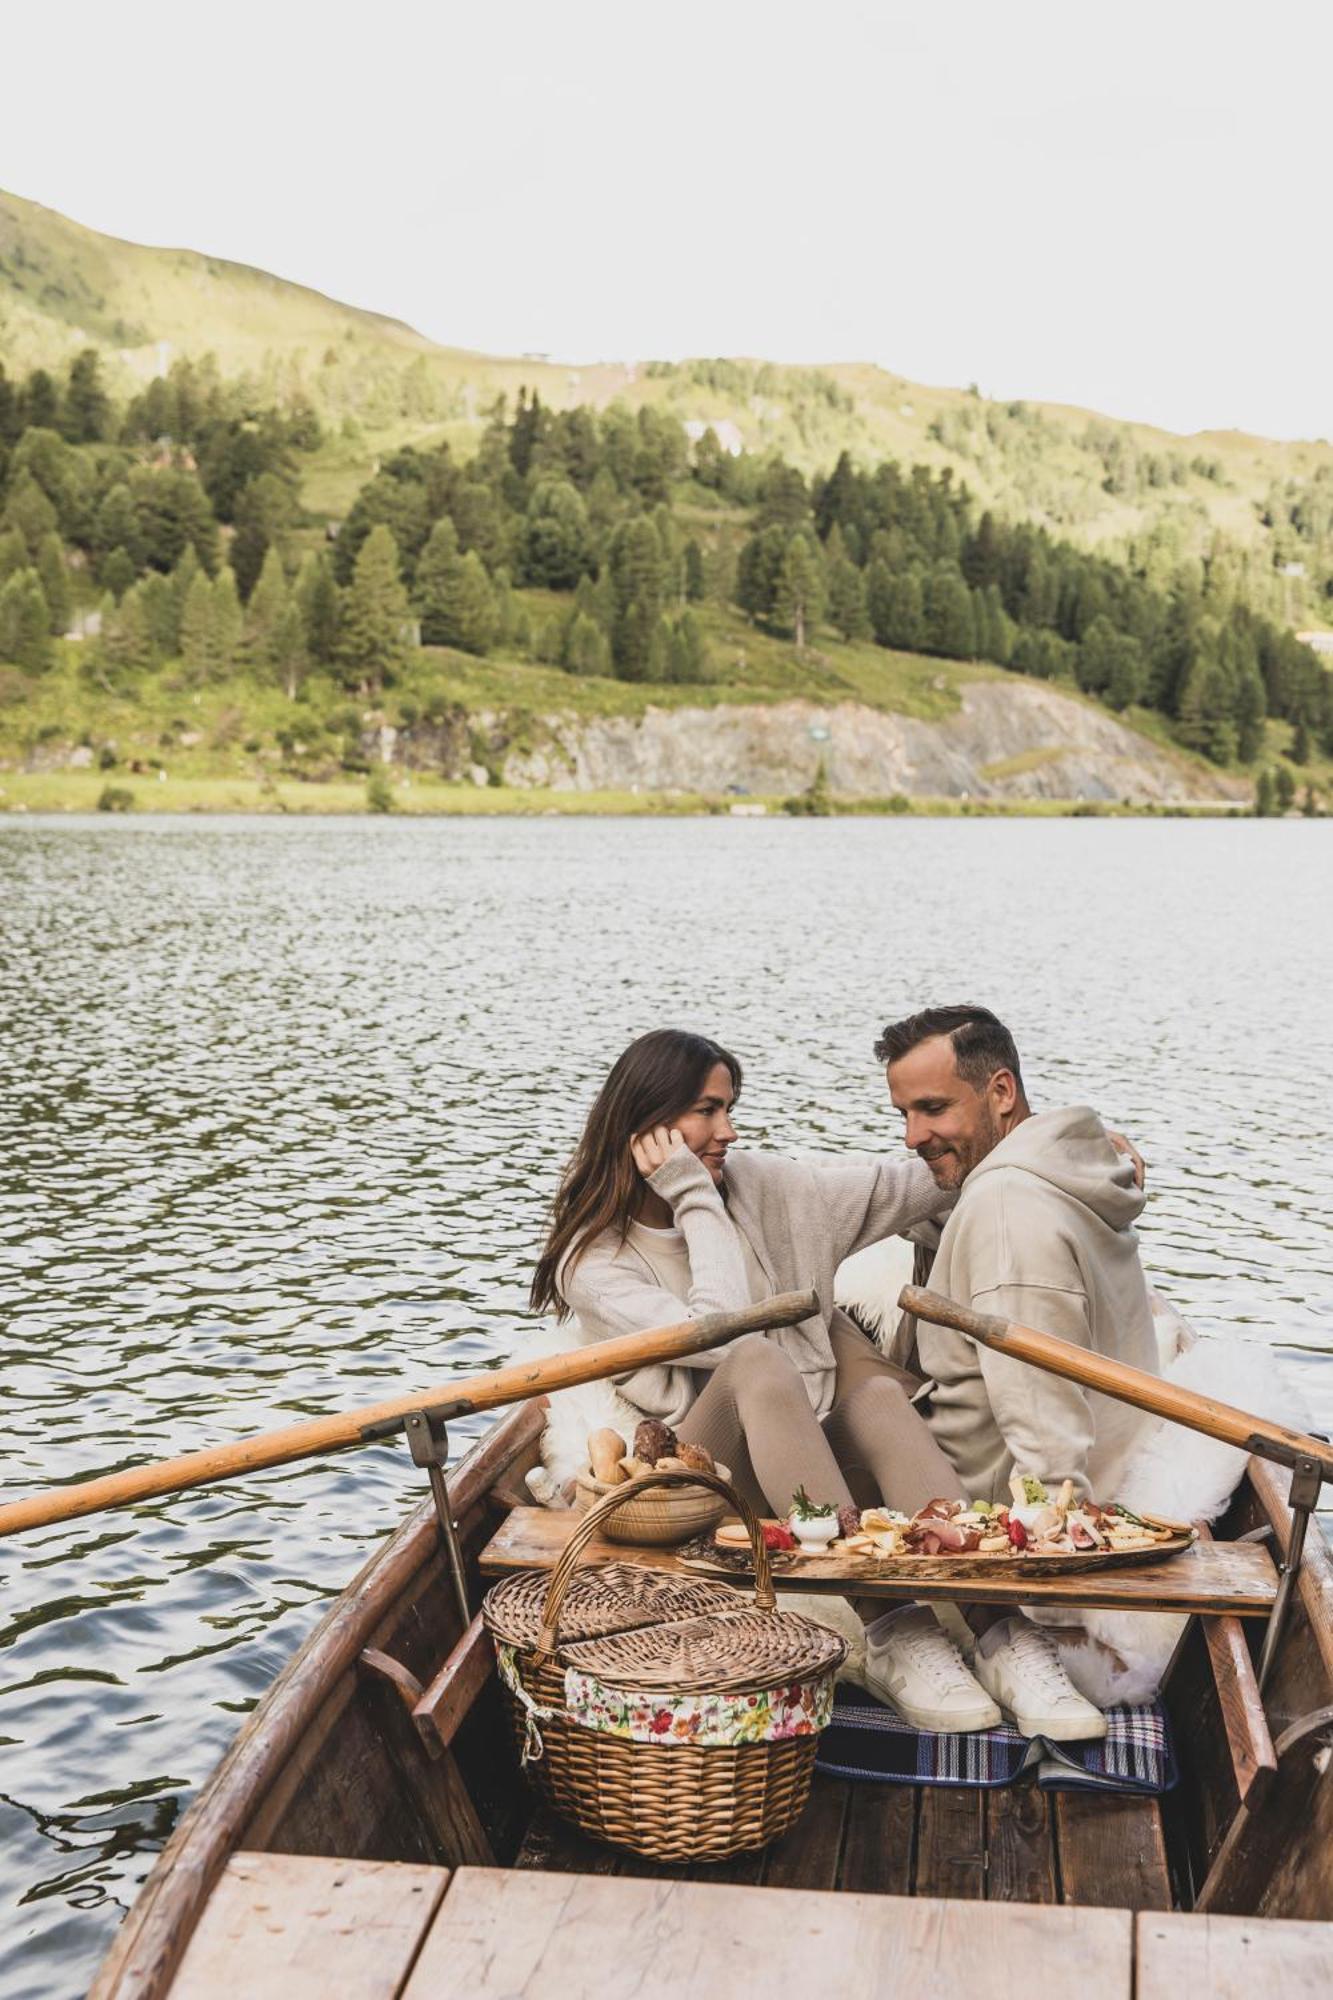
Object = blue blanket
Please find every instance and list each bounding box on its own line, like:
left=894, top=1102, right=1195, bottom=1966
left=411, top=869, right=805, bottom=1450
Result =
left=815, top=1687, right=1176, bottom=1793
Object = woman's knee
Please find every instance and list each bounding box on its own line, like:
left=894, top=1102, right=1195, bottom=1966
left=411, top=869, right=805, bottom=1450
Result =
left=719, top=1335, right=805, bottom=1404
left=840, top=1375, right=911, bottom=1427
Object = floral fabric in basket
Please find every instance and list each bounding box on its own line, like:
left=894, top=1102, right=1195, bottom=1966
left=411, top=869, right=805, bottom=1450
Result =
left=563, top=1667, right=836, bottom=1746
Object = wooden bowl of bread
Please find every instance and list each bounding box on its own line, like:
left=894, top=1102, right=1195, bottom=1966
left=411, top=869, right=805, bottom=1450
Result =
left=575, top=1422, right=731, bottom=1546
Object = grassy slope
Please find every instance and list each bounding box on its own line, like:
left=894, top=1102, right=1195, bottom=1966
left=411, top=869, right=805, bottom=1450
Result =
left=8, top=596, right=1317, bottom=819
left=5, top=187, right=1332, bottom=599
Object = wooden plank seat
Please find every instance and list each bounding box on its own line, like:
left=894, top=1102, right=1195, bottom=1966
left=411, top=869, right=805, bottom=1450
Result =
left=1136, top=1910, right=1333, bottom=1997
left=478, top=1507, right=1280, bottom=1615
left=402, top=1866, right=1134, bottom=1999
left=170, top=1854, right=449, bottom=2000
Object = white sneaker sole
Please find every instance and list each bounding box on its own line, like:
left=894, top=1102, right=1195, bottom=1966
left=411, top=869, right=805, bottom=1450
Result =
left=865, top=1666, right=1003, bottom=1735
left=1000, top=1705, right=1108, bottom=1743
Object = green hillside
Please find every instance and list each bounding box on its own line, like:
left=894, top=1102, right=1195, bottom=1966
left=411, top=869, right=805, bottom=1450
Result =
left=3, top=187, right=1331, bottom=628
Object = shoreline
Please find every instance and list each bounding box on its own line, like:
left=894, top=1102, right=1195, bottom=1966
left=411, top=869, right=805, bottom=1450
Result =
left=0, top=771, right=1259, bottom=819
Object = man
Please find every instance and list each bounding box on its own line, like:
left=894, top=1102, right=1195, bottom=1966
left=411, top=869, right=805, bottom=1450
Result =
left=864, top=1005, right=1160, bottom=1741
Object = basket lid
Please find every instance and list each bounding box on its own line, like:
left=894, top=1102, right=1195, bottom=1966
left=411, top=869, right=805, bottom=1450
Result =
left=482, top=1561, right=739, bottom=1651
left=558, top=1606, right=846, bottom=1696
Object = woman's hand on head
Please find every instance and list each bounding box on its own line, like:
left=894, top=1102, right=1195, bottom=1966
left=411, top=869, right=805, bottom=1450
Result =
left=631, top=1125, right=689, bottom=1179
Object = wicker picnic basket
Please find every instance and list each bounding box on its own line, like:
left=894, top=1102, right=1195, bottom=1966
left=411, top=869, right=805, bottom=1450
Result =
left=482, top=1470, right=847, bottom=1861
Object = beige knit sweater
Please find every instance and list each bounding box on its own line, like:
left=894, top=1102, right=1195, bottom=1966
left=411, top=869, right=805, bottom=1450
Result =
left=559, top=1146, right=947, bottom=1426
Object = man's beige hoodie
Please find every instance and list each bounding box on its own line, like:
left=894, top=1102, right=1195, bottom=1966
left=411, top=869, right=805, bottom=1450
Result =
left=919, top=1105, right=1160, bottom=1501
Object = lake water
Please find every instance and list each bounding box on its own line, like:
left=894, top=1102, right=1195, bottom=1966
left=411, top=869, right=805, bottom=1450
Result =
left=1, top=814, right=1330, bottom=1998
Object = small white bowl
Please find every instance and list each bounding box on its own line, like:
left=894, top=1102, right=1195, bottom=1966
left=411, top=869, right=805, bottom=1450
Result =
left=788, top=1512, right=839, bottom=1550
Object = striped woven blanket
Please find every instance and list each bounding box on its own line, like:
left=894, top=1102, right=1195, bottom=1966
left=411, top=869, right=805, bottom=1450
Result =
left=815, top=1689, right=1175, bottom=1793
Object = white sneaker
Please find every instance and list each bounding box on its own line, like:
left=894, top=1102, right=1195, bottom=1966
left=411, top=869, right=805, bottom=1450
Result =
left=973, top=1618, right=1108, bottom=1742
left=863, top=1606, right=1003, bottom=1733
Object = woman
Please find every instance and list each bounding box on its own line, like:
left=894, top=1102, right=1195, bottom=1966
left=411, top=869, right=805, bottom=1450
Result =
left=531, top=1027, right=1134, bottom=1738
left=531, top=1028, right=966, bottom=1526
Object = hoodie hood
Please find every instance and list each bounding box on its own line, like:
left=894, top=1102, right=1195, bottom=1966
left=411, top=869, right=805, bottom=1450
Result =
left=966, top=1105, right=1144, bottom=1231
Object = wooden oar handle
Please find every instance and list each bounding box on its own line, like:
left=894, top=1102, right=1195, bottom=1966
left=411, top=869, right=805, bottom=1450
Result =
left=899, top=1285, right=1333, bottom=1484
left=0, top=1287, right=820, bottom=1538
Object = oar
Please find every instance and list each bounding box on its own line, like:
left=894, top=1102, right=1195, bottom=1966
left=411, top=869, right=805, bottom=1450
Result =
left=0, top=1288, right=818, bottom=1539
left=898, top=1285, right=1333, bottom=1482
left=900, top=1284, right=1332, bottom=1692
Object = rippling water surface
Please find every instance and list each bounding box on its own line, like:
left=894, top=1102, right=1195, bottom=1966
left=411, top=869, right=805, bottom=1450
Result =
left=1, top=814, right=1330, bottom=1997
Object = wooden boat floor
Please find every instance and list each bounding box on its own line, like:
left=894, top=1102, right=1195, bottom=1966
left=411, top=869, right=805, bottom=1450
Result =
left=514, top=1769, right=1176, bottom=1909
left=169, top=1853, right=1333, bottom=2000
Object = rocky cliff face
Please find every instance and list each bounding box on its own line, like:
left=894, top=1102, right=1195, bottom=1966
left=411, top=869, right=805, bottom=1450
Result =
left=485, top=681, right=1245, bottom=804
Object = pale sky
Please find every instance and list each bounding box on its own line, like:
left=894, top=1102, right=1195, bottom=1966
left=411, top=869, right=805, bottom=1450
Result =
left=4, top=0, right=1330, bottom=441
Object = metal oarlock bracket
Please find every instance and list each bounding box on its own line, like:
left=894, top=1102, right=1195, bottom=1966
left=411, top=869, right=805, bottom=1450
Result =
left=1257, top=1449, right=1325, bottom=1696
left=405, top=1410, right=471, bottom=1632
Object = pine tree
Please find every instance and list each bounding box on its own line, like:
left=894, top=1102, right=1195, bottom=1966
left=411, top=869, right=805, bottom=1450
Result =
left=684, top=540, right=706, bottom=602
left=21, top=370, right=59, bottom=432
left=925, top=565, right=976, bottom=658
left=1274, top=765, right=1296, bottom=814
left=213, top=569, right=243, bottom=675
left=439, top=552, right=498, bottom=656
left=414, top=518, right=460, bottom=642
left=1105, top=634, right=1145, bottom=710
left=565, top=610, right=611, bottom=677
left=1253, top=767, right=1276, bottom=817
left=179, top=569, right=217, bottom=680
left=774, top=534, right=824, bottom=648
left=295, top=551, right=340, bottom=667
left=245, top=546, right=290, bottom=670
left=609, top=518, right=666, bottom=676
left=138, top=572, right=177, bottom=661
left=35, top=533, right=70, bottom=636
left=0, top=528, right=28, bottom=584
left=338, top=524, right=410, bottom=695
left=62, top=350, right=112, bottom=443
left=93, top=484, right=142, bottom=569
left=3, top=472, right=59, bottom=554
left=100, top=547, right=137, bottom=601
left=666, top=610, right=709, bottom=683
left=273, top=599, right=308, bottom=701
left=827, top=555, right=869, bottom=641
left=168, top=546, right=202, bottom=655
left=1291, top=718, right=1312, bottom=764
left=1303, top=785, right=1319, bottom=817
left=1234, top=670, right=1266, bottom=763
left=0, top=568, right=54, bottom=671
left=99, top=586, right=152, bottom=679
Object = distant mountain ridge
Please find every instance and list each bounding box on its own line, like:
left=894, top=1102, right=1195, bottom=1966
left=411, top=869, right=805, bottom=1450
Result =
left=2, top=186, right=1330, bottom=609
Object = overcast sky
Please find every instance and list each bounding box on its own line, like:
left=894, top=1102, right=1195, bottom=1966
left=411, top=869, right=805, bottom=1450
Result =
left=4, top=1, right=1329, bottom=441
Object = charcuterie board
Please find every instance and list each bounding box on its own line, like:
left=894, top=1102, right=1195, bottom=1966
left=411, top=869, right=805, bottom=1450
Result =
left=679, top=1522, right=1197, bottom=1584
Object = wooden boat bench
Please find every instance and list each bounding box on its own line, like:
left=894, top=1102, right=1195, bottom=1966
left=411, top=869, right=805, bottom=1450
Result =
left=166, top=1853, right=1333, bottom=1999
left=476, top=1506, right=1281, bottom=1616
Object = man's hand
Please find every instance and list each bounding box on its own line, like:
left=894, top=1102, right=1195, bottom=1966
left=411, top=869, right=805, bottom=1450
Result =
left=1106, top=1128, right=1145, bottom=1189
left=631, top=1125, right=689, bottom=1177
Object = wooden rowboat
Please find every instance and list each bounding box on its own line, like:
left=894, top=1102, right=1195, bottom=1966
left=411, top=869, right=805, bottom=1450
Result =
left=90, top=1402, right=1333, bottom=2000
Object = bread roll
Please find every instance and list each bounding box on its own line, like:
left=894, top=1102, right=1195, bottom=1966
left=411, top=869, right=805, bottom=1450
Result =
left=620, top=1455, right=653, bottom=1481
left=587, top=1429, right=628, bottom=1485
left=676, top=1441, right=715, bottom=1475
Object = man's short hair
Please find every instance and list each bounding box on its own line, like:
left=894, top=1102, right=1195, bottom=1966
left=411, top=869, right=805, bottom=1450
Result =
left=874, top=1005, right=1025, bottom=1095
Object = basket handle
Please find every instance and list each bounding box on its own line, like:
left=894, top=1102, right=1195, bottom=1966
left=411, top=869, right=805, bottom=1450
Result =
left=535, top=1467, right=775, bottom=1658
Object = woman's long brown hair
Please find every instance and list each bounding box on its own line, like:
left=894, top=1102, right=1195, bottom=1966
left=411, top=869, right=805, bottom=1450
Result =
left=529, top=1029, right=742, bottom=1317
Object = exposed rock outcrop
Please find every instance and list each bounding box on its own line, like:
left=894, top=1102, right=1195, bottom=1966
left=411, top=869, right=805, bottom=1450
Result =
left=492, top=681, right=1245, bottom=804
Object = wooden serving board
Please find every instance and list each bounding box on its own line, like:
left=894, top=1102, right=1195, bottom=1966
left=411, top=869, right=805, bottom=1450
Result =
left=479, top=1509, right=1279, bottom=1617
left=696, top=1527, right=1198, bottom=1583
